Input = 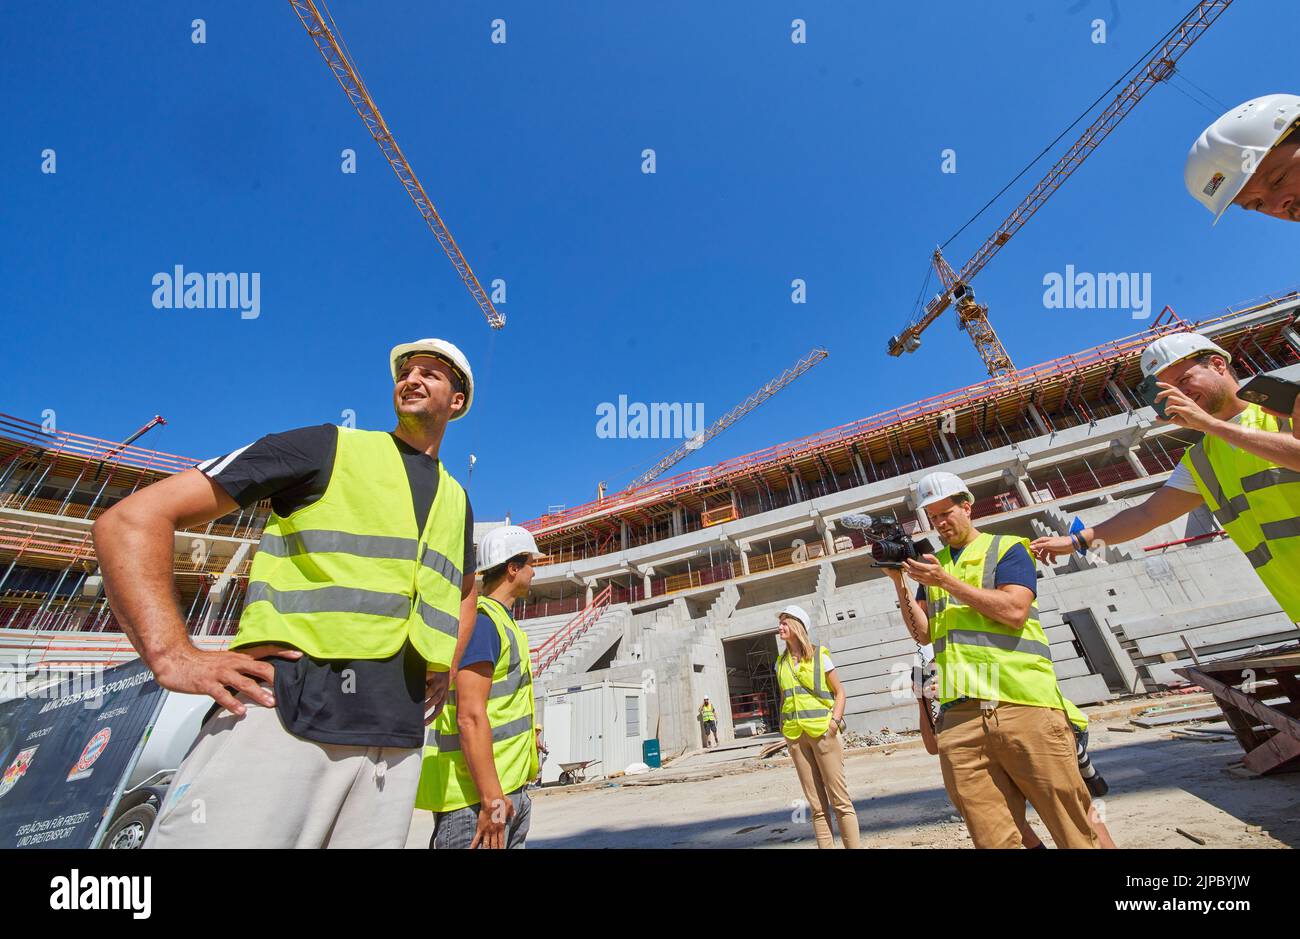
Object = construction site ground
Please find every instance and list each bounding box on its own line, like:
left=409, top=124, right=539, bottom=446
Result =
left=405, top=692, right=1300, bottom=849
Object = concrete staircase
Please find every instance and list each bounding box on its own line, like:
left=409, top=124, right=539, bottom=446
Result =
left=534, top=604, right=630, bottom=684
left=1031, top=506, right=1132, bottom=569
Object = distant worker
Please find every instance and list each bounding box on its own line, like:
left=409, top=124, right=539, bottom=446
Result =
left=775, top=605, right=861, bottom=849
left=95, top=338, right=477, bottom=848
left=698, top=696, right=718, bottom=749
left=1185, top=94, right=1300, bottom=225
left=417, top=525, right=543, bottom=849
left=1030, top=334, right=1300, bottom=626
left=886, top=471, right=1099, bottom=849
left=533, top=724, right=549, bottom=787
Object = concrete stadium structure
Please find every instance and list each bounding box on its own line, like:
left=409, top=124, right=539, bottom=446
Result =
left=2, top=288, right=1299, bottom=772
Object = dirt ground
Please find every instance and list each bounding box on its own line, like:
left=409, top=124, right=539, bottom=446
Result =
left=405, top=701, right=1300, bottom=849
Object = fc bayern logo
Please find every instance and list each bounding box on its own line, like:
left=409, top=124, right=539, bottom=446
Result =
left=67, top=727, right=111, bottom=781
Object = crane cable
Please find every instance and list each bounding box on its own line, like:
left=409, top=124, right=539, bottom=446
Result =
left=939, top=14, right=1188, bottom=254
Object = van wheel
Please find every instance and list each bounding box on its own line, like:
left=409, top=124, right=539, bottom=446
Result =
left=102, top=803, right=157, bottom=849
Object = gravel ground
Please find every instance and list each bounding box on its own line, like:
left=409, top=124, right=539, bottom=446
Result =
left=405, top=713, right=1300, bottom=849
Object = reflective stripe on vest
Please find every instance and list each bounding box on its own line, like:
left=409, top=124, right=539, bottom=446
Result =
left=1181, top=403, right=1300, bottom=622
left=926, top=532, right=1070, bottom=712
left=232, top=428, right=466, bottom=664
left=776, top=646, right=834, bottom=740
left=416, top=597, right=539, bottom=813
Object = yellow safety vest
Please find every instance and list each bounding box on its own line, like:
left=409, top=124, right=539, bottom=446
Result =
left=777, top=646, right=834, bottom=740
left=231, top=427, right=465, bottom=667
left=1182, top=403, right=1300, bottom=622
left=699, top=705, right=716, bottom=722
left=416, top=597, right=538, bottom=813
left=927, top=532, right=1072, bottom=714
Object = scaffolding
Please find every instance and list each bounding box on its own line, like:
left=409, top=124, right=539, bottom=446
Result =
left=523, top=290, right=1300, bottom=565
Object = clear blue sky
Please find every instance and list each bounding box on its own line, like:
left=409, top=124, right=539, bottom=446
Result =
left=2, top=1, right=1295, bottom=521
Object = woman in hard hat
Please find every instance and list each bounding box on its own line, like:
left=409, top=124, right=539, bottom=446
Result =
left=774, top=605, right=860, bottom=848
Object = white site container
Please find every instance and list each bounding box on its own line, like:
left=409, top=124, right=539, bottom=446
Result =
left=541, top=679, right=647, bottom=784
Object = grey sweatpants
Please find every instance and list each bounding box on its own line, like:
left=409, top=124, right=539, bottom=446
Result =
left=145, top=691, right=421, bottom=849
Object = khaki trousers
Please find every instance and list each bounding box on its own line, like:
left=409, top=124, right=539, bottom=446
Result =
left=145, top=691, right=422, bottom=849
left=937, top=700, right=1098, bottom=849
left=788, top=731, right=861, bottom=849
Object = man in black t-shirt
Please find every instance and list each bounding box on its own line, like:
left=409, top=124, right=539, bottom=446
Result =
left=95, top=338, right=480, bottom=848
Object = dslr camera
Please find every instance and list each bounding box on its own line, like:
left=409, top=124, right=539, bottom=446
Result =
left=840, top=514, right=936, bottom=569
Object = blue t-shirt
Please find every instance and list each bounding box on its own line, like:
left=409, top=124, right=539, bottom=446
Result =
left=460, top=599, right=508, bottom=670
left=916, top=541, right=1037, bottom=603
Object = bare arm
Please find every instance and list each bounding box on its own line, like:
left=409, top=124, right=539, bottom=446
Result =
left=1159, top=382, right=1300, bottom=469
left=425, top=569, right=479, bottom=723
left=1203, top=417, right=1300, bottom=472
left=903, top=552, right=1034, bottom=629
left=454, top=662, right=512, bottom=849
left=92, top=468, right=300, bottom=714
left=1030, top=485, right=1204, bottom=563
left=826, top=667, right=847, bottom=732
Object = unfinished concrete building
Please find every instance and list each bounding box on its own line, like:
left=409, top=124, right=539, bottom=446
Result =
left=3, top=289, right=1299, bottom=775
left=515, top=290, right=1300, bottom=760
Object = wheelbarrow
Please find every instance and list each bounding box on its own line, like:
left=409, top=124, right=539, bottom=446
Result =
left=557, top=760, right=596, bottom=785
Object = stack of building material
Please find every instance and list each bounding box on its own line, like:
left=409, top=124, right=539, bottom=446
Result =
left=1110, top=594, right=1298, bottom=689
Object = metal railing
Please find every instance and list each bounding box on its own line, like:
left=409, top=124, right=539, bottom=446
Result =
left=531, top=585, right=613, bottom=676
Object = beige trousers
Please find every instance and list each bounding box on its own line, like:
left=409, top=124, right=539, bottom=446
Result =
left=788, top=731, right=861, bottom=848
left=937, top=700, right=1098, bottom=849
left=145, top=691, right=421, bottom=849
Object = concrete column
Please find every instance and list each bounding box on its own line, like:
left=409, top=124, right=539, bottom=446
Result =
left=819, top=520, right=836, bottom=555
left=620, top=521, right=630, bottom=550
left=787, top=469, right=804, bottom=502
left=1027, top=402, right=1051, bottom=436
left=1105, top=379, right=1132, bottom=413
left=938, top=431, right=957, bottom=462
left=642, top=567, right=655, bottom=598
left=851, top=449, right=869, bottom=486
left=1002, top=466, right=1033, bottom=507
left=671, top=506, right=684, bottom=537
left=738, top=544, right=751, bottom=576
left=1124, top=446, right=1149, bottom=477
left=585, top=582, right=595, bottom=606
left=906, top=498, right=929, bottom=533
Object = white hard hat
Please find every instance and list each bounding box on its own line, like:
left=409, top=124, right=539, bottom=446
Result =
left=1185, top=94, right=1300, bottom=224
left=1140, top=332, right=1232, bottom=379
left=778, top=605, right=811, bottom=628
left=915, top=471, right=973, bottom=510
left=389, top=338, right=475, bottom=421
left=476, top=525, right=544, bottom=573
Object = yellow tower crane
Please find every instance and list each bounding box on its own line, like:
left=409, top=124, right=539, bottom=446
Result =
left=887, top=0, right=1234, bottom=378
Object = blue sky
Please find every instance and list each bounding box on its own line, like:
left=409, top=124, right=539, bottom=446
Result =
left=2, top=1, right=1295, bottom=521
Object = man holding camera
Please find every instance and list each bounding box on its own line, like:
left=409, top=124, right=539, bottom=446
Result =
left=1031, top=333, right=1300, bottom=625
left=885, top=471, right=1099, bottom=849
